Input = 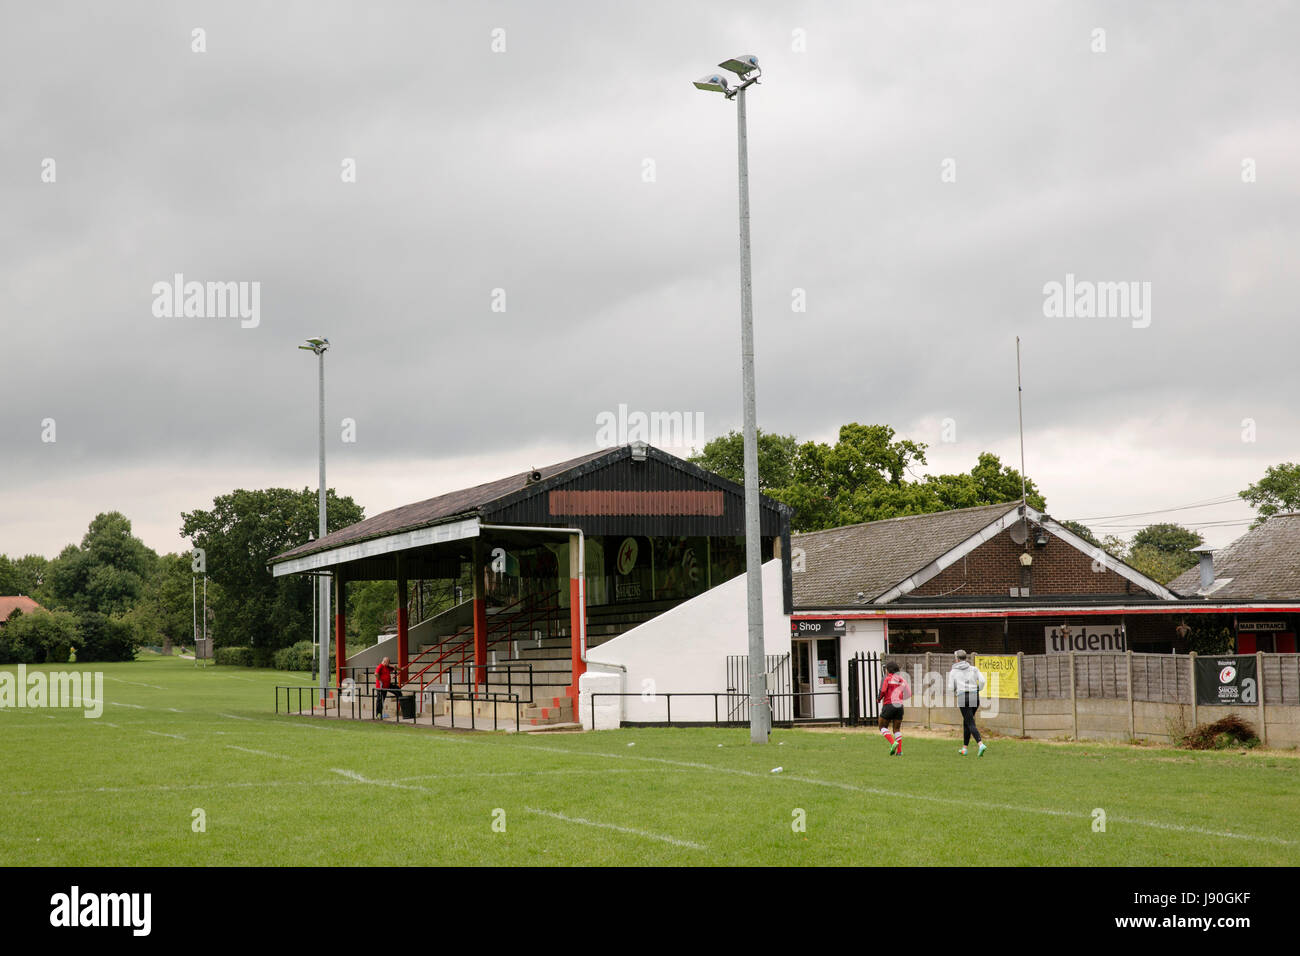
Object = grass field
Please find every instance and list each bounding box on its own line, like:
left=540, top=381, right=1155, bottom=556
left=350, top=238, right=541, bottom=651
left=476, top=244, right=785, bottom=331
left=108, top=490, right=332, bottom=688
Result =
left=2, top=656, right=1297, bottom=866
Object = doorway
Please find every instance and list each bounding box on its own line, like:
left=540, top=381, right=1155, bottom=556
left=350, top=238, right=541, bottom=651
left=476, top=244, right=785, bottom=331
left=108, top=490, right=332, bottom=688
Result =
left=792, top=637, right=840, bottom=719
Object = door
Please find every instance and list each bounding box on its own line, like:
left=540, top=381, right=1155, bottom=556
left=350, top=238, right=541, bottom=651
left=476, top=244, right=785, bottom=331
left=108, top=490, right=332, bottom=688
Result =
left=792, top=639, right=813, bottom=719
left=814, top=638, right=840, bottom=719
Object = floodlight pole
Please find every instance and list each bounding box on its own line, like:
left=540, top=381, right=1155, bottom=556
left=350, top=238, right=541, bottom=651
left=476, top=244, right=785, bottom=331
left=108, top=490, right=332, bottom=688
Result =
left=315, top=347, right=329, bottom=701
left=732, top=80, right=769, bottom=744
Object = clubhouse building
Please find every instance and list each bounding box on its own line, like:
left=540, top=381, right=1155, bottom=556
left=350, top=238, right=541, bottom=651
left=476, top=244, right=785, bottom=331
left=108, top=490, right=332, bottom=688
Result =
left=268, top=444, right=1299, bottom=729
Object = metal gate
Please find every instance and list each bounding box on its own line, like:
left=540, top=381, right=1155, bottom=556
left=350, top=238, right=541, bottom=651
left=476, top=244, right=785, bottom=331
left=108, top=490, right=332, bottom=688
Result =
left=846, top=652, right=883, bottom=725
left=726, top=653, right=793, bottom=725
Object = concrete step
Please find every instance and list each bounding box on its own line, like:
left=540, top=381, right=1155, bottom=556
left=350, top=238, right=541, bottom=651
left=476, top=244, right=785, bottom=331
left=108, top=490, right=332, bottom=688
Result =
left=522, top=696, right=575, bottom=725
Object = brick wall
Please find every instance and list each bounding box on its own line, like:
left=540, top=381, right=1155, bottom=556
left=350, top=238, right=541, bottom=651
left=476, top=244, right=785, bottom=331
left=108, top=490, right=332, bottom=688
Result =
left=888, top=613, right=1191, bottom=655
left=911, top=526, right=1141, bottom=598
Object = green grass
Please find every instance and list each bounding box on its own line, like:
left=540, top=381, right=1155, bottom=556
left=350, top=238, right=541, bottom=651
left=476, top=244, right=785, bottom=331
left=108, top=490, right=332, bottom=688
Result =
left=1, top=656, right=1297, bottom=866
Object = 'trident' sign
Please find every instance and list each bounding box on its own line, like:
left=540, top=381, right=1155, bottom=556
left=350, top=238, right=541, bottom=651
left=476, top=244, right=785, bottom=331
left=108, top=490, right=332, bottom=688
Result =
left=1045, top=624, right=1126, bottom=654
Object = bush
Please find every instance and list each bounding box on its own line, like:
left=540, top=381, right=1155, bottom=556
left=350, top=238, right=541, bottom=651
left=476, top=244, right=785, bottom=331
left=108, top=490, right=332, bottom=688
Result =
left=1182, top=714, right=1260, bottom=750
left=274, top=641, right=315, bottom=672
left=75, top=612, right=139, bottom=662
left=215, top=646, right=254, bottom=667
left=0, top=609, right=80, bottom=664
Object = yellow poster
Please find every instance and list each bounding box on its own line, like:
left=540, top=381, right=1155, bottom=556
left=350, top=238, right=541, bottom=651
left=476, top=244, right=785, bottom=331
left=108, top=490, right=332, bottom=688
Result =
left=974, top=655, right=1019, bottom=699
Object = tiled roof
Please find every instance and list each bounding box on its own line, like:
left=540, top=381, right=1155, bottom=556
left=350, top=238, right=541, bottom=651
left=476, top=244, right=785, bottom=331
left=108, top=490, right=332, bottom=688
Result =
left=0, top=596, right=43, bottom=622
left=1169, top=513, right=1300, bottom=601
left=792, top=502, right=1020, bottom=607
left=272, top=448, right=613, bottom=564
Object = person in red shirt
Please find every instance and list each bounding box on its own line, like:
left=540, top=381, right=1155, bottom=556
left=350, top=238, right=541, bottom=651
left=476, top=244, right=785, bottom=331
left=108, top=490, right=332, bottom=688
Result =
left=877, top=661, right=911, bottom=755
left=374, top=657, right=394, bottom=720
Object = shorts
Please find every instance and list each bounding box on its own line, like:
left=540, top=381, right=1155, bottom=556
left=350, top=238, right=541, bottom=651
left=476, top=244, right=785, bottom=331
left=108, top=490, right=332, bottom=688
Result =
left=880, top=703, right=905, bottom=721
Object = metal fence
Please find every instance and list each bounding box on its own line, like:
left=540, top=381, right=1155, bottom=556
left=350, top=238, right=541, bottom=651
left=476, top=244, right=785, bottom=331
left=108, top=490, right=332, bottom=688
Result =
left=725, top=652, right=793, bottom=723
left=882, top=650, right=1295, bottom=705
left=845, top=652, right=882, bottom=725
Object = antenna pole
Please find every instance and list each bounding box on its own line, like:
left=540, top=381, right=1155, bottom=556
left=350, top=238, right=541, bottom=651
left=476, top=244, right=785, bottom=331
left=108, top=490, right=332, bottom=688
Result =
left=1016, top=336, right=1028, bottom=522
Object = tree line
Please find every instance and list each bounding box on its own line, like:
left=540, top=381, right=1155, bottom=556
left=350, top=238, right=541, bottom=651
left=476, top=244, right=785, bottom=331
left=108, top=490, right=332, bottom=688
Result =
left=4, top=426, right=1297, bottom=664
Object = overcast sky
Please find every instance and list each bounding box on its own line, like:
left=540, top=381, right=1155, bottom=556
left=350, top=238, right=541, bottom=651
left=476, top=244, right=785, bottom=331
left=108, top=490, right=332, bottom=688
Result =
left=3, top=0, right=1297, bottom=560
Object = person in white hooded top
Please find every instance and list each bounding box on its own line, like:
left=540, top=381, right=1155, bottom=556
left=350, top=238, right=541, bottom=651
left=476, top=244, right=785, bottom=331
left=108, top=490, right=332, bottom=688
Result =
left=946, top=650, right=987, bottom=756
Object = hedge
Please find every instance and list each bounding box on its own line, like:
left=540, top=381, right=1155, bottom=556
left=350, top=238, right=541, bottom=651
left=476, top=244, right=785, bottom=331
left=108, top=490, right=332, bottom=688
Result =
left=214, top=646, right=254, bottom=667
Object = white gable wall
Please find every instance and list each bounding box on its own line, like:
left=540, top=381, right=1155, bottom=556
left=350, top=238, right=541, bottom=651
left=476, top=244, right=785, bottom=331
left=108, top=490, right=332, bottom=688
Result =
left=581, top=560, right=886, bottom=726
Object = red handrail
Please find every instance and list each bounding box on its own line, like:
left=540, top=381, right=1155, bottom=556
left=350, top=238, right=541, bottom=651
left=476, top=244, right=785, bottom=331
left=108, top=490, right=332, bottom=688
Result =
left=404, top=590, right=563, bottom=691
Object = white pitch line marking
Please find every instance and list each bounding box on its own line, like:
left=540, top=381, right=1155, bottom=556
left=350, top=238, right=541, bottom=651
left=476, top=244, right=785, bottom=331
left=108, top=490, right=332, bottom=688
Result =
left=219, top=713, right=254, bottom=721
left=327, top=768, right=705, bottom=849
left=110, top=702, right=144, bottom=709
left=107, top=677, right=168, bottom=690
left=500, top=742, right=1300, bottom=849
left=145, top=730, right=185, bottom=740
left=226, top=745, right=291, bottom=760
left=1, top=779, right=361, bottom=798
left=522, top=806, right=705, bottom=849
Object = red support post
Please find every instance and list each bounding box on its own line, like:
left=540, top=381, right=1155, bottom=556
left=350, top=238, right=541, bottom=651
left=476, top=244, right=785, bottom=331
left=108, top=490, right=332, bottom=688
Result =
left=396, top=560, right=409, bottom=686
left=569, top=533, right=585, bottom=701
left=334, top=573, right=347, bottom=690
left=473, top=597, right=487, bottom=691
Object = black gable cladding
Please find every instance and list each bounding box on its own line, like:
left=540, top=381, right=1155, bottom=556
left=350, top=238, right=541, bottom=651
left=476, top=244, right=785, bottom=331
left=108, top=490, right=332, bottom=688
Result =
left=482, top=444, right=791, bottom=538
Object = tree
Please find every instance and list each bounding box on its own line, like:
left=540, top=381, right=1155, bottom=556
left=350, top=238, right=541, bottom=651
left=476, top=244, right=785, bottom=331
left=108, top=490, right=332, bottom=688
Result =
left=75, top=611, right=139, bottom=662
left=692, top=423, right=1049, bottom=533
left=1126, top=546, right=1192, bottom=586
left=180, top=488, right=364, bottom=655
left=688, top=430, right=799, bottom=491
left=1240, top=462, right=1300, bottom=526
left=1131, top=523, right=1202, bottom=571
left=920, top=453, right=1046, bottom=514
left=126, top=552, right=220, bottom=650
left=1058, top=520, right=1101, bottom=548
left=45, top=513, right=155, bottom=616
left=347, top=580, right=398, bottom=649
left=0, top=609, right=81, bottom=664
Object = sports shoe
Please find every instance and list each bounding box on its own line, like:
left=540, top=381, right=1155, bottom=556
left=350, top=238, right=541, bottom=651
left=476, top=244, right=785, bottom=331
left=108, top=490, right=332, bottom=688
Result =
left=978, top=742, right=987, bottom=757
left=959, top=746, right=967, bottom=756
left=891, top=740, right=900, bottom=756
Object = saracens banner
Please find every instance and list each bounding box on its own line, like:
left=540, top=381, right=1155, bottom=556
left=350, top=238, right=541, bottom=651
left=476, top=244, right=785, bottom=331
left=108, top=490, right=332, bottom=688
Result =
left=1194, top=655, right=1259, bottom=707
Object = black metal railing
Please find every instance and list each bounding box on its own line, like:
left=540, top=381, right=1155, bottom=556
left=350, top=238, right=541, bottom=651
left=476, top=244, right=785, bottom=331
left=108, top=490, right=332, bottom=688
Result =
left=846, top=652, right=883, bottom=726
left=274, top=684, right=421, bottom=725
left=589, top=690, right=843, bottom=729
left=442, top=690, right=522, bottom=732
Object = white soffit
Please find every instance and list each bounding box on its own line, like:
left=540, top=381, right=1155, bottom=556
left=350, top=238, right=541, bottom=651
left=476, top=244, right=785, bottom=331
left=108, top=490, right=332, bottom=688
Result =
left=270, top=517, right=480, bottom=577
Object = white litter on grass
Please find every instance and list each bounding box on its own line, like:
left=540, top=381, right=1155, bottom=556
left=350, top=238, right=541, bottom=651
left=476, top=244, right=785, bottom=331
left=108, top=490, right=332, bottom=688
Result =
left=627, top=742, right=635, bottom=747
left=771, top=767, right=783, bottom=773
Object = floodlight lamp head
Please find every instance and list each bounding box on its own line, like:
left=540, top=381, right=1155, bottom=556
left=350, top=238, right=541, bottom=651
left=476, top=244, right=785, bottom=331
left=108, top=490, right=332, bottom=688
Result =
left=693, top=73, right=730, bottom=94
left=300, top=336, right=330, bottom=355
left=718, top=54, right=760, bottom=78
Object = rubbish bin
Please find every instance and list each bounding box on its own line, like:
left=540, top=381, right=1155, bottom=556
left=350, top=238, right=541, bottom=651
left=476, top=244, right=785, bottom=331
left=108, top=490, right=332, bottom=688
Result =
left=398, top=693, right=416, bottom=720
